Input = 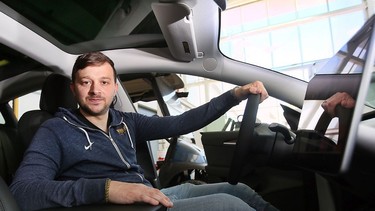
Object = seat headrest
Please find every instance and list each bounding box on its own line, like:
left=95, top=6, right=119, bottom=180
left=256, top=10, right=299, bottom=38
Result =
left=39, top=74, right=78, bottom=114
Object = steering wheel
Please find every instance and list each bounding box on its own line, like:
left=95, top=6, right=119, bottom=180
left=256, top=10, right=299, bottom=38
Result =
left=228, top=94, right=260, bottom=185
left=314, top=105, right=353, bottom=151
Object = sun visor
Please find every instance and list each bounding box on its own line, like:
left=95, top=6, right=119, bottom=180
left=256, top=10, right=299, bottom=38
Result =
left=152, top=3, right=200, bottom=62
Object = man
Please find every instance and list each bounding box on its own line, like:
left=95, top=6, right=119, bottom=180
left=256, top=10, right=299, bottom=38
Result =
left=10, top=52, right=277, bottom=210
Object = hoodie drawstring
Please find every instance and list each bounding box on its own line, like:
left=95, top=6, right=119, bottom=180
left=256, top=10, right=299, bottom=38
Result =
left=78, top=127, right=94, bottom=150
left=120, top=121, right=134, bottom=149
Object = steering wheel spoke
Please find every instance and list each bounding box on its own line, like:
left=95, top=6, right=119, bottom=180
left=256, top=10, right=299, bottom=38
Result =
left=228, top=94, right=260, bottom=185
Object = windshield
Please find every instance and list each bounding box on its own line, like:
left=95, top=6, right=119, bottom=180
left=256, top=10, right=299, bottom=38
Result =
left=219, top=0, right=367, bottom=81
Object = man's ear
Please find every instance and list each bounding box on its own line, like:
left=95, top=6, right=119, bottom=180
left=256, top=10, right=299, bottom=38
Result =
left=114, top=82, right=118, bottom=95
left=70, top=83, right=76, bottom=96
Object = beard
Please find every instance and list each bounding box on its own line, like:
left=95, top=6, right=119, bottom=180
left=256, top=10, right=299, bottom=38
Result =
left=79, top=102, right=110, bottom=116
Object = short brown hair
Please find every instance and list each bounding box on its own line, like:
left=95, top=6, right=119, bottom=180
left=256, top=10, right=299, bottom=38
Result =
left=71, top=52, right=117, bottom=83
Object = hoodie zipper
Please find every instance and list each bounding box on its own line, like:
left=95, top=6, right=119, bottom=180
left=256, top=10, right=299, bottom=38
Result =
left=104, top=128, right=131, bottom=169
left=63, top=116, right=131, bottom=169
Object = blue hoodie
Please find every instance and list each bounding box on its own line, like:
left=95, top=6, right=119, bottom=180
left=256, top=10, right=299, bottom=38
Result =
left=10, top=90, right=240, bottom=210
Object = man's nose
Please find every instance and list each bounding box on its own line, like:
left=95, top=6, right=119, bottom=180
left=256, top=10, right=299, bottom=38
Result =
left=89, top=82, right=100, bottom=94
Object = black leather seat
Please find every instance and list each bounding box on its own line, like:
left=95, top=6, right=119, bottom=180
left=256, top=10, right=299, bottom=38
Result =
left=0, top=103, right=20, bottom=185
left=0, top=103, right=21, bottom=211
left=17, top=73, right=78, bottom=150
left=0, top=73, right=78, bottom=211
left=0, top=176, right=20, bottom=211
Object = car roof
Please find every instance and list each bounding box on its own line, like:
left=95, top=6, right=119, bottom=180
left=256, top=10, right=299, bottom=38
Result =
left=1, top=0, right=166, bottom=52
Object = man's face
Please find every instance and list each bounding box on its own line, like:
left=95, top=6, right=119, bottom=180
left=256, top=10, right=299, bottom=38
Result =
left=70, top=62, right=118, bottom=117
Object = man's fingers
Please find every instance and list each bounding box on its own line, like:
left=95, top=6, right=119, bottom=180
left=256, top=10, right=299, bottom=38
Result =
left=321, top=92, right=356, bottom=117
left=341, top=96, right=356, bottom=109
left=233, top=81, right=269, bottom=103
left=142, top=187, right=173, bottom=208
left=141, top=195, right=160, bottom=206
left=108, top=181, right=173, bottom=208
left=248, top=81, right=269, bottom=102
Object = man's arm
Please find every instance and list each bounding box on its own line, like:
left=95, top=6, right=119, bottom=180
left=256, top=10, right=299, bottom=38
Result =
left=10, top=125, right=106, bottom=210
left=134, top=81, right=269, bottom=141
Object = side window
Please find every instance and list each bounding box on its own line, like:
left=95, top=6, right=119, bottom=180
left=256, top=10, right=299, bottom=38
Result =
left=220, top=0, right=366, bottom=81
left=0, top=103, right=17, bottom=126
left=0, top=43, right=45, bottom=122
left=8, top=91, right=41, bottom=120
left=16, top=91, right=41, bottom=118
left=0, top=112, right=5, bottom=124
left=206, top=96, right=292, bottom=132
left=178, top=75, right=291, bottom=132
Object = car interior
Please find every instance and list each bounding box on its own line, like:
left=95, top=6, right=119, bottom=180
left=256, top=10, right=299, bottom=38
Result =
left=0, top=0, right=375, bottom=211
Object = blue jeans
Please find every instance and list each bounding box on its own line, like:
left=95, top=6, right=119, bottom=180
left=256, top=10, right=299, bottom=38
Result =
left=161, top=182, right=278, bottom=211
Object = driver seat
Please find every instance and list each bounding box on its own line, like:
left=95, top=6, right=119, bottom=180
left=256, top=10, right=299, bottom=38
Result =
left=11, top=73, right=165, bottom=211
left=17, top=73, right=78, bottom=150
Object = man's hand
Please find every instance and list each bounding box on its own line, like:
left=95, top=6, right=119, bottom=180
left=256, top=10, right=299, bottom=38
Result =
left=234, top=81, right=269, bottom=103
left=108, top=181, right=173, bottom=208
left=321, top=92, right=355, bottom=117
